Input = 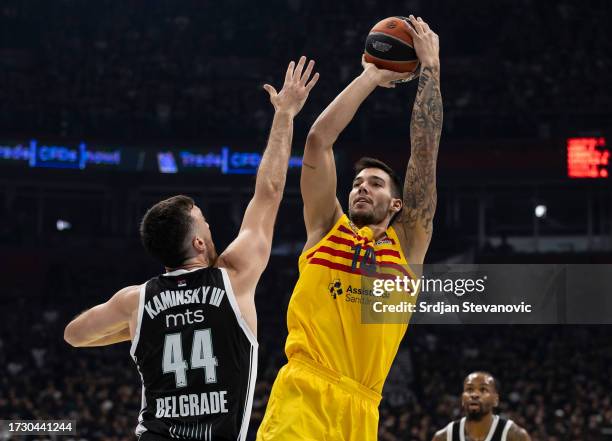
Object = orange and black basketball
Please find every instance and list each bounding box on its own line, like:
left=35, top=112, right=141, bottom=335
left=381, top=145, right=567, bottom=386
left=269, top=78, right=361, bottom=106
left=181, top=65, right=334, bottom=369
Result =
left=364, top=16, right=419, bottom=73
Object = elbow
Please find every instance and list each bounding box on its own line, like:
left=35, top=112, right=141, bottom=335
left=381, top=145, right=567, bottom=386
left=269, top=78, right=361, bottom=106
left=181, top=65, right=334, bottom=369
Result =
left=257, top=178, right=285, bottom=202
left=254, top=164, right=286, bottom=201
left=267, top=183, right=285, bottom=202
left=64, top=323, right=84, bottom=347
left=306, top=127, right=335, bottom=150
left=306, top=128, right=323, bottom=147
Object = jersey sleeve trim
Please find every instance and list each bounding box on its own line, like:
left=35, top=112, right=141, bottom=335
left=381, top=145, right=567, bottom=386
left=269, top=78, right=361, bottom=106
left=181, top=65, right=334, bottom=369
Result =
left=237, top=344, right=258, bottom=441
left=459, top=417, right=466, bottom=441
left=484, top=415, right=500, bottom=441
left=219, top=268, right=258, bottom=347
left=129, top=282, right=147, bottom=358
left=501, top=420, right=513, bottom=441
left=219, top=268, right=258, bottom=441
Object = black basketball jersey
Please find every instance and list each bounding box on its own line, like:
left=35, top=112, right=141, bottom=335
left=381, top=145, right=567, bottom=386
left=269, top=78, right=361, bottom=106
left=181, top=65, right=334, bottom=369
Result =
left=130, top=267, right=258, bottom=441
left=446, top=416, right=513, bottom=441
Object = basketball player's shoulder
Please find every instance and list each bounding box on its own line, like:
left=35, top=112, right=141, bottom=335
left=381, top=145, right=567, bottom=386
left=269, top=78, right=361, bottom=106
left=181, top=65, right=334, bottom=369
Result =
left=431, top=426, right=448, bottom=441
left=114, top=285, right=141, bottom=311
left=391, top=226, right=426, bottom=266
left=118, top=284, right=140, bottom=297
left=119, top=284, right=140, bottom=294
left=506, top=421, right=531, bottom=441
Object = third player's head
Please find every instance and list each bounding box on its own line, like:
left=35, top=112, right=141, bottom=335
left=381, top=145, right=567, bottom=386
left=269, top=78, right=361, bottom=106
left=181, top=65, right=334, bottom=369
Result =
left=461, top=371, right=500, bottom=421
left=139, top=195, right=217, bottom=269
left=348, top=157, right=403, bottom=229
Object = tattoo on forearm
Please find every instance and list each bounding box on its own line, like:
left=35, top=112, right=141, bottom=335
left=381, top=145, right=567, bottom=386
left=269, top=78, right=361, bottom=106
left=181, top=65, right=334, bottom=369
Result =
left=402, top=65, right=443, bottom=235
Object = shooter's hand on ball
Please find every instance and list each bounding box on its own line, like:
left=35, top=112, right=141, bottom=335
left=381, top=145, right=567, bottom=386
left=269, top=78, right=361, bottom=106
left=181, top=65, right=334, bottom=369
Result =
left=264, top=56, right=320, bottom=117
left=361, top=55, right=417, bottom=88
left=406, top=15, right=440, bottom=69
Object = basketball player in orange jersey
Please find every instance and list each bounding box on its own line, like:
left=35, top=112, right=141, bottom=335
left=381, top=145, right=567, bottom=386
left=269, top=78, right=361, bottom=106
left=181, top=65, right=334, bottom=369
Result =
left=63, top=57, right=319, bottom=441
left=257, top=16, right=442, bottom=441
left=432, top=372, right=531, bottom=441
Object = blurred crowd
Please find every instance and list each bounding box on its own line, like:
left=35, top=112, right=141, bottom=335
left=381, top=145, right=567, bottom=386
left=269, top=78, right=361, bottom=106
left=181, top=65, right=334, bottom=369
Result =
left=0, top=0, right=610, bottom=142
left=1, top=255, right=611, bottom=441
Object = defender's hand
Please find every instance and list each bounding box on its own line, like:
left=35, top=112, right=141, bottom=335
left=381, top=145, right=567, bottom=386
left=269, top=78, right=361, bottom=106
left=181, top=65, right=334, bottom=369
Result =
left=264, top=56, right=320, bottom=116
left=406, top=15, right=440, bottom=68
left=361, top=55, right=417, bottom=89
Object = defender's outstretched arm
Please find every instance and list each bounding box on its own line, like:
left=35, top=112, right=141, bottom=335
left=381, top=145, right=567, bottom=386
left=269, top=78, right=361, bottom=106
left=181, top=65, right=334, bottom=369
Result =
left=394, top=16, right=443, bottom=264
left=218, top=57, right=319, bottom=294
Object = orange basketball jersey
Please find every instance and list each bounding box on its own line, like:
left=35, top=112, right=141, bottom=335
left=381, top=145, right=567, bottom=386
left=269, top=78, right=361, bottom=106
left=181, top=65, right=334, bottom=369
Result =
left=285, top=214, right=417, bottom=393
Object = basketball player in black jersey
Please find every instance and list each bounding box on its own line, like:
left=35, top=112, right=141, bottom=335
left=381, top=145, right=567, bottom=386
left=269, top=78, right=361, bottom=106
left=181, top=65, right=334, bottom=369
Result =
left=432, top=372, right=531, bottom=441
left=64, top=56, right=319, bottom=441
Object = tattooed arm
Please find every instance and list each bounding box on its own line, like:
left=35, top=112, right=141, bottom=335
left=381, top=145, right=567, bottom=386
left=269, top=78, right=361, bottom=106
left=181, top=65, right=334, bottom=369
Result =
left=394, top=15, right=443, bottom=264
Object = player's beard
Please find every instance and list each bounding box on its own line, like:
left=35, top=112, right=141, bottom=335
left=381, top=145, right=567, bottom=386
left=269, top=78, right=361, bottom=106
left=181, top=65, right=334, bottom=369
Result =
left=349, top=203, right=387, bottom=228
left=465, top=403, right=487, bottom=421
left=348, top=208, right=376, bottom=227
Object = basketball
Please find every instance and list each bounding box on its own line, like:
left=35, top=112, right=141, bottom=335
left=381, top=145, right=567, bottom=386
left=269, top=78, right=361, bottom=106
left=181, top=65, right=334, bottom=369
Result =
left=364, top=16, right=419, bottom=73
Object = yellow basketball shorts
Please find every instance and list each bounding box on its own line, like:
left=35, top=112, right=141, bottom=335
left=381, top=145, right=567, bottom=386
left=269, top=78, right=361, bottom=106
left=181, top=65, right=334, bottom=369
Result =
left=256, top=354, right=381, bottom=441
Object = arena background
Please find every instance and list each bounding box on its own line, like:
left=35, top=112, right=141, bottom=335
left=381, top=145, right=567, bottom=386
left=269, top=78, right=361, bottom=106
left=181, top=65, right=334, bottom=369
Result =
left=1, top=0, right=611, bottom=440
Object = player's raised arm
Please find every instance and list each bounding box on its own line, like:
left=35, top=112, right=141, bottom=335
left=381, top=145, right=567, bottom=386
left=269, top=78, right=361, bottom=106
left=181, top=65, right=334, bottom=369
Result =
left=394, top=15, right=443, bottom=264
left=301, top=57, right=415, bottom=250
left=218, top=57, right=319, bottom=293
left=64, top=285, right=139, bottom=347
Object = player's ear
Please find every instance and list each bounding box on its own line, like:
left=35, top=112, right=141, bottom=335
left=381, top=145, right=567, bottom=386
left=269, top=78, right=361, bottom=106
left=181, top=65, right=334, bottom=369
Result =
left=391, top=198, right=402, bottom=213
left=494, top=393, right=499, bottom=408
left=192, top=235, right=205, bottom=252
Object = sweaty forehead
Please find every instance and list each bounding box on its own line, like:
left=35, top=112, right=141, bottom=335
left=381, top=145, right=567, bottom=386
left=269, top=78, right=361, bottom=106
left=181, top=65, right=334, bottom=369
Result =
left=355, top=167, right=390, bottom=182
left=464, top=373, right=494, bottom=387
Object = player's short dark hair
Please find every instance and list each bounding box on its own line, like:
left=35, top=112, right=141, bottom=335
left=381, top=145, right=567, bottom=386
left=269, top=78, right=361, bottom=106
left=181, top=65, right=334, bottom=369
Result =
left=354, top=157, right=403, bottom=224
left=140, top=195, right=195, bottom=268
left=464, top=371, right=501, bottom=395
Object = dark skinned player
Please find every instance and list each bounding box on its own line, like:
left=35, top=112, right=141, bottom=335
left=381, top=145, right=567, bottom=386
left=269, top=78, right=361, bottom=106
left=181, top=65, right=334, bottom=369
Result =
left=432, top=372, right=531, bottom=441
